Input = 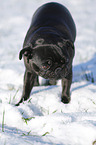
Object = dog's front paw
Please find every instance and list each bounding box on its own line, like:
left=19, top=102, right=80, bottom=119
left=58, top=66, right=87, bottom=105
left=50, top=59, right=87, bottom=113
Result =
left=61, top=95, right=71, bottom=104
left=15, top=98, right=24, bottom=106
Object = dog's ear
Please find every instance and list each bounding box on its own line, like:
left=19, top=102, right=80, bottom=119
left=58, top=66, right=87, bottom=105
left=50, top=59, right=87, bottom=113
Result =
left=66, top=40, right=74, bottom=50
left=58, top=40, right=74, bottom=50
left=19, top=44, right=33, bottom=63
left=65, top=40, right=75, bottom=58
left=19, top=48, right=32, bottom=60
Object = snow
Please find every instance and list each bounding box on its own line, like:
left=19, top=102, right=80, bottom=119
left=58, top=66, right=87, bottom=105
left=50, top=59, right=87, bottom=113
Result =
left=0, top=0, right=96, bottom=145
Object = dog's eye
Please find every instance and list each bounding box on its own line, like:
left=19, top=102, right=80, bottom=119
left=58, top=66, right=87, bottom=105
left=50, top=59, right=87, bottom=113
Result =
left=61, top=58, right=69, bottom=64
left=42, top=60, right=52, bottom=70
left=46, top=60, right=52, bottom=65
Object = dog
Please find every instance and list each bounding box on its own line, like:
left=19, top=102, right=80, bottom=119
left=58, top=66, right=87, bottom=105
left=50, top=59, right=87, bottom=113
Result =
left=16, top=2, right=76, bottom=106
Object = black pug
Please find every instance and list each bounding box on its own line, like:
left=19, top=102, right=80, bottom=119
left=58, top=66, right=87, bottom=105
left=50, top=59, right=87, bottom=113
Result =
left=16, top=2, right=76, bottom=106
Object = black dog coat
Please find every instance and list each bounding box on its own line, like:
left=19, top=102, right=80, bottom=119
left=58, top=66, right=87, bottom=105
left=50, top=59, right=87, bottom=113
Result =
left=16, top=2, right=76, bottom=106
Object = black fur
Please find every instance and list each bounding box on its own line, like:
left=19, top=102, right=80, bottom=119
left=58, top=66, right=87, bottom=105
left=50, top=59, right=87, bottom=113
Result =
left=16, top=2, right=76, bottom=106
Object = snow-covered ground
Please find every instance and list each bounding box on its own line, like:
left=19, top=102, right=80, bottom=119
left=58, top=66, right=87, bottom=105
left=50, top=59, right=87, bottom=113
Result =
left=0, top=0, right=96, bottom=144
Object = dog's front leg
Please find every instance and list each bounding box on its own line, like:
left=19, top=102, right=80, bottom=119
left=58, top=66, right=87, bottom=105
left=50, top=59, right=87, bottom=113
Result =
left=61, top=69, right=72, bottom=104
left=15, top=70, right=37, bottom=106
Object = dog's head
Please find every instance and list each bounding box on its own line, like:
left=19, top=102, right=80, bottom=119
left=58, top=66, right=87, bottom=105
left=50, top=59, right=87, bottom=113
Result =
left=19, top=37, right=74, bottom=80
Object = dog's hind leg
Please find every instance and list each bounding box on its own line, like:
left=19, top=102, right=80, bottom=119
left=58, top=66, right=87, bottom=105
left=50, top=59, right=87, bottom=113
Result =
left=49, top=80, right=57, bottom=85
left=42, top=79, right=57, bottom=86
